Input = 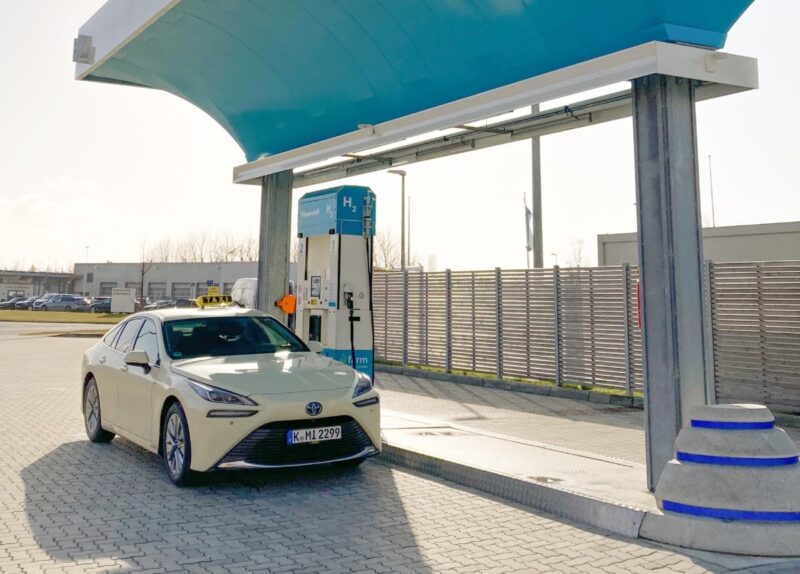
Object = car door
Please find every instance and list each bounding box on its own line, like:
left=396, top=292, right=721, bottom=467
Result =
left=117, top=318, right=158, bottom=441
left=107, top=318, right=144, bottom=432
left=91, top=321, right=129, bottom=427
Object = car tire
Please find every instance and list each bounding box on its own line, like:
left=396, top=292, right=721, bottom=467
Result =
left=27, top=306, right=32, bottom=311
left=162, top=402, right=197, bottom=486
left=41, top=305, right=48, bottom=311
left=64, top=306, right=71, bottom=312
left=83, top=377, right=115, bottom=443
left=90, top=306, right=97, bottom=313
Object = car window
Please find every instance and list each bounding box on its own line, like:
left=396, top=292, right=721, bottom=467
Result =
left=162, top=316, right=308, bottom=360
left=133, top=319, right=160, bottom=365
left=102, top=324, right=123, bottom=346
left=114, top=318, right=144, bottom=354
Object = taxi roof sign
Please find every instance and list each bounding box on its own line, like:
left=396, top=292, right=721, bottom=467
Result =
left=196, top=294, right=233, bottom=308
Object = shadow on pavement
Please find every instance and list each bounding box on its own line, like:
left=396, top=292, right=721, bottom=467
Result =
left=21, top=438, right=432, bottom=573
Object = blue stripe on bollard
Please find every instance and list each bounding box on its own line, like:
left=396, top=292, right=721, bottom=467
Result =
left=662, top=500, right=800, bottom=522
left=677, top=452, right=799, bottom=467
left=690, top=420, right=774, bottom=430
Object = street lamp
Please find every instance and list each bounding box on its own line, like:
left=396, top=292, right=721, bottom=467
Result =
left=387, top=169, right=407, bottom=271
left=550, top=252, right=558, bottom=266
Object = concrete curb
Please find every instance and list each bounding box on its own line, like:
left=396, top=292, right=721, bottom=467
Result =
left=377, top=364, right=643, bottom=408
left=377, top=443, right=646, bottom=539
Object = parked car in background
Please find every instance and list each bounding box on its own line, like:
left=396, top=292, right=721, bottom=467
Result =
left=15, top=296, right=38, bottom=310
left=0, top=297, right=24, bottom=309
left=32, top=293, right=59, bottom=310
left=43, top=294, right=90, bottom=312
left=88, top=297, right=111, bottom=314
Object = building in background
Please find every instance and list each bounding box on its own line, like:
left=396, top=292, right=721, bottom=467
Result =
left=0, top=270, right=77, bottom=300
left=73, top=262, right=296, bottom=300
left=597, top=221, right=800, bottom=266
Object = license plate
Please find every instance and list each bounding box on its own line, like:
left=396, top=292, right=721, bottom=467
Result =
left=287, top=425, right=342, bottom=445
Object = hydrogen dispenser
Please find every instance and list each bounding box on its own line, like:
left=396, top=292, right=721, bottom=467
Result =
left=295, top=186, right=375, bottom=380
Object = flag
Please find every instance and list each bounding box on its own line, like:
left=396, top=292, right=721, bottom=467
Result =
left=524, top=195, right=533, bottom=252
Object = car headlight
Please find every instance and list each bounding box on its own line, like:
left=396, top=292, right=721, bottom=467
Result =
left=187, top=379, right=257, bottom=406
left=352, top=372, right=374, bottom=398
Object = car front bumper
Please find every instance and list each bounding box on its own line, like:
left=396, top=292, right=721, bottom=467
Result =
left=182, top=388, right=381, bottom=472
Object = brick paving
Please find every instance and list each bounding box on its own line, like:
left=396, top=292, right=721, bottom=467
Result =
left=1, top=324, right=797, bottom=573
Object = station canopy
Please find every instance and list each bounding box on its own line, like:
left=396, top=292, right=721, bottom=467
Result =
left=76, top=0, right=754, bottom=168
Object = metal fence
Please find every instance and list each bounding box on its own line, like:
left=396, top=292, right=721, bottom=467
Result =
left=373, top=261, right=800, bottom=411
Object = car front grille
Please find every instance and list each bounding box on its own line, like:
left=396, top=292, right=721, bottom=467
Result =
left=216, top=415, right=374, bottom=468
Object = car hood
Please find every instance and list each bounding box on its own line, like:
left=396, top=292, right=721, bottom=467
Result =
left=171, top=352, right=356, bottom=396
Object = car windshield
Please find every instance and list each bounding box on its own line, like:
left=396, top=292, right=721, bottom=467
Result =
left=162, top=315, right=308, bottom=360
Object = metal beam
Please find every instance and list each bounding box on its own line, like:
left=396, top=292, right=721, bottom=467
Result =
left=530, top=104, right=544, bottom=269
left=286, top=80, right=738, bottom=189
left=256, top=170, right=293, bottom=322
left=633, top=74, right=709, bottom=491
left=233, top=42, right=757, bottom=184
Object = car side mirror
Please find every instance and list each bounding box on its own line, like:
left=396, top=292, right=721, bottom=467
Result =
left=306, top=340, right=324, bottom=353
left=124, top=350, right=151, bottom=368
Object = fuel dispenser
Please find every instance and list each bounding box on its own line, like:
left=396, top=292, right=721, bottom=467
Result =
left=295, top=186, right=375, bottom=380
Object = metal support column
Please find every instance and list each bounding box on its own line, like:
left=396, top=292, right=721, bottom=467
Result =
left=256, top=170, right=293, bottom=322
left=632, top=74, right=709, bottom=491
left=531, top=104, right=544, bottom=269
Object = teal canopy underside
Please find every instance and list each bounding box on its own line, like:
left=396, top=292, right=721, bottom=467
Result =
left=86, top=0, right=753, bottom=162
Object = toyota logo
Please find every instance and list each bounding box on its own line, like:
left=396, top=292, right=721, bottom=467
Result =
left=305, top=402, right=323, bottom=417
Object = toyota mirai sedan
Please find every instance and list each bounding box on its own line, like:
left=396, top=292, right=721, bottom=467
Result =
left=81, top=306, right=380, bottom=485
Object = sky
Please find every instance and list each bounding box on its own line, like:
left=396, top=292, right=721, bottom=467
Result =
left=0, top=0, right=798, bottom=272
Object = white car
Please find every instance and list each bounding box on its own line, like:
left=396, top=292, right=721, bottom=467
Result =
left=81, top=306, right=380, bottom=485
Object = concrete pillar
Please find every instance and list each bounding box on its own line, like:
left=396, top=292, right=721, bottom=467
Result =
left=632, top=74, right=709, bottom=491
left=256, top=170, right=293, bottom=322
left=531, top=104, right=544, bottom=268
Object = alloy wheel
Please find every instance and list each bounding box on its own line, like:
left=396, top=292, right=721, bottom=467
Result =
left=84, top=383, right=100, bottom=436
left=165, top=413, right=186, bottom=478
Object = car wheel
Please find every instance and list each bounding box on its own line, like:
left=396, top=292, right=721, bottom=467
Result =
left=64, top=306, right=71, bottom=312
left=27, top=306, right=32, bottom=311
left=90, top=306, right=97, bottom=313
left=41, top=305, right=47, bottom=311
left=162, top=402, right=196, bottom=486
left=83, top=378, right=115, bottom=443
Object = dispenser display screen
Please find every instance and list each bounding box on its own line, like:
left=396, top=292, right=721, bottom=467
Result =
left=310, top=276, right=321, bottom=298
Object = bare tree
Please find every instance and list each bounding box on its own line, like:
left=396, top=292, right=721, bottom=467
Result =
left=208, top=234, right=240, bottom=262
left=290, top=238, right=302, bottom=263
left=150, top=237, right=175, bottom=263
left=374, top=231, right=400, bottom=270
left=138, top=241, right=155, bottom=309
left=566, top=238, right=590, bottom=268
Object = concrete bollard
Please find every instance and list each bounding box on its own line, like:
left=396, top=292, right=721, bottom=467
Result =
left=639, top=404, right=800, bottom=556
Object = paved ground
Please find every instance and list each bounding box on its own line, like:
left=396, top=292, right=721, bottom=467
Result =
left=377, top=372, right=800, bottom=466
left=1, top=323, right=798, bottom=573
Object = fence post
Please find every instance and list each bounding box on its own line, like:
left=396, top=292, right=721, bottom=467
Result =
left=402, top=269, right=409, bottom=368
left=445, top=269, right=452, bottom=373
left=622, top=264, right=633, bottom=396
left=553, top=265, right=562, bottom=386
left=495, top=267, right=503, bottom=379
left=421, top=272, right=427, bottom=366
left=471, top=272, right=477, bottom=371
left=702, top=260, right=716, bottom=404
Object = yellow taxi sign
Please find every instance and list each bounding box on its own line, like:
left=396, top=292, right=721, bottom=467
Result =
left=196, top=294, right=233, bottom=308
